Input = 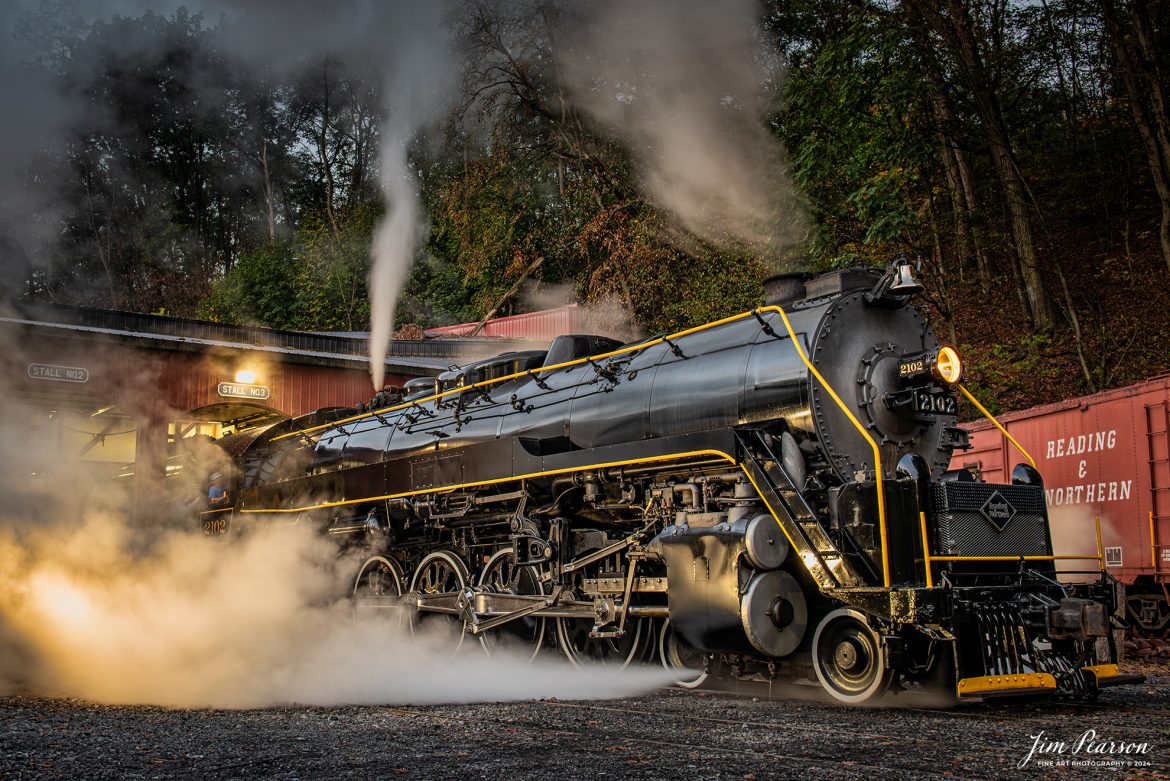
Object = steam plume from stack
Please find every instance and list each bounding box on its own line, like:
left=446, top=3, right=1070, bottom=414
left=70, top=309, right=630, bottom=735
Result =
left=366, top=3, right=456, bottom=390
left=556, top=0, right=806, bottom=255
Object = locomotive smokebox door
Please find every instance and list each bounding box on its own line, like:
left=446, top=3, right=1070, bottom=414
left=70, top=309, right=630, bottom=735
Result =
left=807, top=288, right=958, bottom=483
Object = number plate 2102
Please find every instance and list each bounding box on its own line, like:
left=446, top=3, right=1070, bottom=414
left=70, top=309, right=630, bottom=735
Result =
left=912, top=389, right=957, bottom=416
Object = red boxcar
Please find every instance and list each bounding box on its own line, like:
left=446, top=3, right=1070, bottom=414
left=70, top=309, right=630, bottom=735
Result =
left=424, top=304, right=580, bottom=340
left=952, top=374, right=1170, bottom=633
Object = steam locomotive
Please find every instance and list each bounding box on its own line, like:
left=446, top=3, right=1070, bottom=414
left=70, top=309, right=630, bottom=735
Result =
left=218, top=261, right=1141, bottom=704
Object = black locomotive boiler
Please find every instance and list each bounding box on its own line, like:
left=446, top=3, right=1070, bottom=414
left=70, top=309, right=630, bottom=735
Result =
left=225, top=261, right=1140, bottom=703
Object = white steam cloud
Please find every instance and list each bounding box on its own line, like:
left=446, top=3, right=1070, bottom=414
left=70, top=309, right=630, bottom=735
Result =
left=558, top=0, right=806, bottom=254
left=367, top=3, right=456, bottom=390
left=0, top=512, right=670, bottom=708
left=0, top=341, right=669, bottom=709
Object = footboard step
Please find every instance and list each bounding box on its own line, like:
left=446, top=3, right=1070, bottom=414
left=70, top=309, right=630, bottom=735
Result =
left=1081, top=664, right=1146, bottom=689
left=956, top=672, right=1057, bottom=700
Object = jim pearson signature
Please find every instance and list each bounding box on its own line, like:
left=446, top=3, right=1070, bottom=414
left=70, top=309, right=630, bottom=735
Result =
left=1019, top=729, right=1152, bottom=769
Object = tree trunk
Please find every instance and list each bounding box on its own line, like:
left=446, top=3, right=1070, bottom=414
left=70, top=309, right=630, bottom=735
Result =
left=927, top=77, right=988, bottom=287
left=907, top=0, right=1055, bottom=330
left=261, top=139, right=276, bottom=245
left=912, top=16, right=988, bottom=287
left=318, top=61, right=339, bottom=235
left=469, top=256, right=545, bottom=336
left=952, top=128, right=991, bottom=282
left=1101, top=0, right=1170, bottom=273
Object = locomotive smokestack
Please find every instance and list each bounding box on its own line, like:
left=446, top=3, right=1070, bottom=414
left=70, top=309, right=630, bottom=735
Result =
left=762, top=272, right=811, bottom=308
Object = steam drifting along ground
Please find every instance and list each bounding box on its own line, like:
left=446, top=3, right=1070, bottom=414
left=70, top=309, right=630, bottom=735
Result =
left=0, top=511, right=673, bottom=709
left=0, top=335, right=671, bottom=708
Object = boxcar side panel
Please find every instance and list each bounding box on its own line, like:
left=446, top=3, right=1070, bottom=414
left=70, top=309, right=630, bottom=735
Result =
left=952, top=375, right=1170, bottom=585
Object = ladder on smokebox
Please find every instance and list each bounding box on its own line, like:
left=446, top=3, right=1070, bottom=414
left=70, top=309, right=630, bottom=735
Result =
left=1145, top=401, right=1170, bottom=575
left=735, top=430, right=862, bottom=591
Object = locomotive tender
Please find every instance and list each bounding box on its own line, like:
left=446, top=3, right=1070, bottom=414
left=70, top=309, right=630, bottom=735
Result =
left=228, top=261, right=1139, bottom=703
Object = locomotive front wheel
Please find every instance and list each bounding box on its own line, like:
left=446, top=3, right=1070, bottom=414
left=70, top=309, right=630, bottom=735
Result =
left=658, top=619, right=708, bottom=689
left=477, top=547, right=547, bottom=660
left=811, top=609, right=892, bottom=704
left=352, top=555, right=406, bottom=627
left=409, top=550, right=471, bottom=653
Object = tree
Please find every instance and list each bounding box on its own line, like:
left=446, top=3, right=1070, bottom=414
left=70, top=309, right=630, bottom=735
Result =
left=901, top=0, right=1056, bottom=331
left=1100, top=0, right=1170, bottom=273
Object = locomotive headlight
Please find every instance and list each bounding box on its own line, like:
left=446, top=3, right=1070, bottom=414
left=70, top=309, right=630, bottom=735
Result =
left=897, top=346, right=963, bottom=386
left=933, top=346, right=962, bottom=385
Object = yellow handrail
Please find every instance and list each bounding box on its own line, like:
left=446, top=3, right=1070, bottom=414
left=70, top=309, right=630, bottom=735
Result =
left=1095, top=516, right=1105, bottom=568
left=956, top=384, right=1036, bottom=469
left=931, top=554, right=1105, bottom=562
left=919, top=511, right=934, bottom=588
left=273, top=309, right=756, bottom=442
left=266, top=303, right=892, bottom=582
left=1151, top=510, right=1158, bottom=570
left=765, top=306, right=890, bottom=587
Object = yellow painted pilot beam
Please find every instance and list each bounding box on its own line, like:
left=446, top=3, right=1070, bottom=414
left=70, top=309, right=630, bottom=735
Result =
left=956, top=672, right=1056, bottom=698
left=930, top=554, right=1105, bottom=561
left=1081, top=664, right=1120, bottom=683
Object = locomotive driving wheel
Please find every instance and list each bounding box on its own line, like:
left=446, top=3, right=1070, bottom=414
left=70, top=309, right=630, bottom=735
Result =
left=352, top=555, right=406, bottom=628
left=555, top=595, right=647, bottom=669
left=409, top=550, right=471, bottom=653
left=476, top=547, right=547, bottom=660
left=658, top=619, right=708, bottom=688
left=811, top=609, right=892, bottom=704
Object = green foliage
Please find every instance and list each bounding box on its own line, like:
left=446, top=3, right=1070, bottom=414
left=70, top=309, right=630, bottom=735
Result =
left=397, top=250, right=478, bottom=329
left=201, top=240, right=304, bottom=329
left=296, top=204, right=379, bottom=331
left=958, top=332, right=1056, bottom=416
left=779, top=10, right=933, bottom=266
left=201, top=204, right=378, bottom=331
left=428, top=151, right=540, bottom=316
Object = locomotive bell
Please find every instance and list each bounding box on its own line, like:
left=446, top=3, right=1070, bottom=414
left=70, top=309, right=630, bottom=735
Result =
left=888, top=258, right=924, bottom=295
left=864, top=257, right=923, bottom=306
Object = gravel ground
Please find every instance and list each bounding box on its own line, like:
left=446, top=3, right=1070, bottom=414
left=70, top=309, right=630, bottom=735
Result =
left=2, top=674, right=1167, bottom=781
